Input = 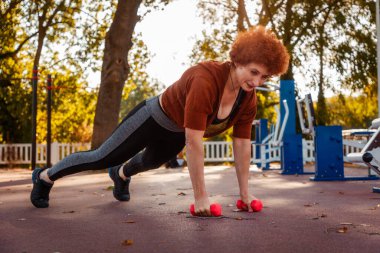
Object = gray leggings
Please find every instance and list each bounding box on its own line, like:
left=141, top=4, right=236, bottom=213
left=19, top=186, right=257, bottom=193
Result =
left=47, top=96, right=185, bottom=181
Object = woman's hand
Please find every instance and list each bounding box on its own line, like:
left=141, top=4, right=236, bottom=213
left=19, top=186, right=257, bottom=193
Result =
left=194, top=196, right=212, bottom=216
left=185, top=128, right=212, bottom=216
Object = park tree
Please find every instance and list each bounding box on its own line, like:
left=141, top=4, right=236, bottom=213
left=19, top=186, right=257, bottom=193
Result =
left=1, top=0, right=168, bottom=145
left=299, top=0, right=376, bottom=125
left=0, top=0, right=111, bottom=143
left=91, top=0, right=171, bottom=148
left=120, top=36, right=162, bottom=117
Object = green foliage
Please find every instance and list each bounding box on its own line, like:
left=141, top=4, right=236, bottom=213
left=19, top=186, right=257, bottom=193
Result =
left=0, top=56, right=33, bottom=143
left=1, top=1, right=167, bottom=144
left=36, top=68, right=97, bottom=143
left=325, top=85, right=378, bottom=129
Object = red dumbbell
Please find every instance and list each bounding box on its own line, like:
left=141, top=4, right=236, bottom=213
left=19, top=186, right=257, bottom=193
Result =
left=236, top=199, right=263, bottom=212
left=189, top=203, right=222, bottom=217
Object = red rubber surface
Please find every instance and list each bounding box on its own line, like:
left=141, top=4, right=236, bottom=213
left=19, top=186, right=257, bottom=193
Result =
left=0, top=165, right=380, bottom=253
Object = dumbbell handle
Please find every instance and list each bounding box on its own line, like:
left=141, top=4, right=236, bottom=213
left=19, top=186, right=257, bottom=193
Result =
left=189, top=203, right=222, bottom=217
left=236, top=199, right=263, bottom=212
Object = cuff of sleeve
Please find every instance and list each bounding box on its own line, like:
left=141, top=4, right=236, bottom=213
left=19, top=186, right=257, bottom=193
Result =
left=233, top=124, right=252, bottom=139
left=184, top=110, right=208, bottom=131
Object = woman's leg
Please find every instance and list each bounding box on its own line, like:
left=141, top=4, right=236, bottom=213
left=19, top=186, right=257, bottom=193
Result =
left=109, top=129, right=185, bottom=201
left=31, top=100, right=164, bottom=208
left=123, top=132, right=185, bottom=177
left=47, top=100, right=154, bottom=181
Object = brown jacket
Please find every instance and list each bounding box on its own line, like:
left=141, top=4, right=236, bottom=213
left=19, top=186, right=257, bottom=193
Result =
left=161, top=61, right=257, bottom=139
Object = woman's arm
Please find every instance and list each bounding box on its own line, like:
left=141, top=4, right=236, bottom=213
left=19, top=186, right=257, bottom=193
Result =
left=185, top=128, right=211, bottom=216
left=233, top=137, right=255, bottom=211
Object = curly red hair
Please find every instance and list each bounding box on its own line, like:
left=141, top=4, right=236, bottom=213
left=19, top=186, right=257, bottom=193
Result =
left=229, top=26, right=290, bottom=76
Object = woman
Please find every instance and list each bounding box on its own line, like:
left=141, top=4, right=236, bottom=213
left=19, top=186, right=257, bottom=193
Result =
left=31, top=26, right=289, bottom=216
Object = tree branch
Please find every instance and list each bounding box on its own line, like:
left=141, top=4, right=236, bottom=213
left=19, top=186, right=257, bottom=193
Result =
left=261, top=0, right=280, bottom=38
left=0, top=31, right=39, bottom=60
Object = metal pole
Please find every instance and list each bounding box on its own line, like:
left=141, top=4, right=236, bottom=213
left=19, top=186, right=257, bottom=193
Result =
left=377, top=0, right=380, bottom=117
left=47, top=75, right=52, bottom=168
left=31, top=66, right=38, bottom=170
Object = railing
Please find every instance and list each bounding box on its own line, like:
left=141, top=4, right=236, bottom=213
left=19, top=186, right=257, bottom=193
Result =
left=0, top=142, right=90, bottom=165
left=0, top=139, right=367, bottom=166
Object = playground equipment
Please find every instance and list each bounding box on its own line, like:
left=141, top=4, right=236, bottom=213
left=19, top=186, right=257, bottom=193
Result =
left=254, top=80, right=306, bottom=174
left=346, top=118, right=380, bottom=193
left=297, top=94, right=379, bottom=182
left=253, top=100, right=289, bottom=170
left=30, top=68, right=58, bottom=169
left=253, top=81, right=290, bottom=170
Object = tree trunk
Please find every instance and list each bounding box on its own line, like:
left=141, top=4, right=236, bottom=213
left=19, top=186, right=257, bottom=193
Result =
left=91, top=0, right=142, bottom=148
left=316, top=28, right=328, bottom=126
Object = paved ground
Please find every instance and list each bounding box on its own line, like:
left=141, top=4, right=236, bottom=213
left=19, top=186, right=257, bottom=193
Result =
left=0, top=164, right=380, bottom=253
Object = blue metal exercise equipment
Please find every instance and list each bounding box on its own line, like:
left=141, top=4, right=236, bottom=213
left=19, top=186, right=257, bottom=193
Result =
left=297, top=94, right=379, bottom=182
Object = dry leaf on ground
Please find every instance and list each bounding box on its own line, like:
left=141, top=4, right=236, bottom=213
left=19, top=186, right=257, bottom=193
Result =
left=337, top=227, right=348, bottom=233
left=121, top=239, right=133, bottom=246
left=105, top=186, right=114, bottom=191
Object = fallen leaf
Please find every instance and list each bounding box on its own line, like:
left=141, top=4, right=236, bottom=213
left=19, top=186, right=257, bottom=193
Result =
left=305, top=202, right=319, bottom=207
left=63, top=210, right=75, bottom=214
left=105, top=186, right=114, bottom=191
left=121, top=239, right=133, bottom=246
left=338, top=192, right=345, bottom=195
left=123, top=220, right=135, bottom=224
left=177, top=192, right=186, bottom=196
left=340, top=222, right=353, bottom=225
left=158, top=203, right=166, bottom=205
left=320, top=214, right=327, bottom=218
left=319, top=191, right=324, bottom=193
left=367, top=232, right=380, bottom=236
left=337, top=227, right=348, bottom=233
left=177, top=211, right=187, bottom=214
left=235, top=217, right=243, bottom=220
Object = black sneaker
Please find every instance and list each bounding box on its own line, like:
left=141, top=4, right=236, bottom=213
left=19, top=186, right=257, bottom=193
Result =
left=30, top=168, right=53, bottom=208
left=108, top=166, right=131, bottom=201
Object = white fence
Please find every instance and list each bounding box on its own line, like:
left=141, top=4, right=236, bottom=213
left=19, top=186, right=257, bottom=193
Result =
left=0, top=142, right=91, bottom=165
left=0, top=140, right=367, bottom=166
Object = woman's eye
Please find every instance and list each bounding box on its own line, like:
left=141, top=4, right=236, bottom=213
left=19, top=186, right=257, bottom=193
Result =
left=251, top=71, right=258, bottom=75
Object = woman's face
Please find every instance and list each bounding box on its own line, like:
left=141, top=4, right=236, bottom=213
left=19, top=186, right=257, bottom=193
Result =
left=234, top=62, right=270, bottom=92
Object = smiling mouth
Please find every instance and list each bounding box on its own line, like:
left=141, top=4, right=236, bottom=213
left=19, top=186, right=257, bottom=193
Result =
left=246, top=82, right=255, bottom=89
